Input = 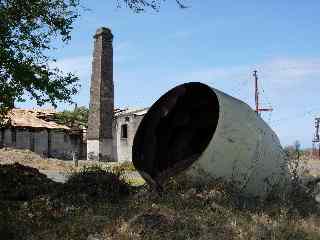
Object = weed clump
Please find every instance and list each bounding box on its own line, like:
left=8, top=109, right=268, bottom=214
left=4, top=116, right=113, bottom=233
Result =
left=116, top=161, right=136, bottom=172
left=58, top=165, right=131, bottom=204
left=0, top=163, right=133, bottom=240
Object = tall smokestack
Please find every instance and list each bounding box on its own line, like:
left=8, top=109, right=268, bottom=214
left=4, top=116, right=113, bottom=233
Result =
left=87, top=27, right=114, bottom=161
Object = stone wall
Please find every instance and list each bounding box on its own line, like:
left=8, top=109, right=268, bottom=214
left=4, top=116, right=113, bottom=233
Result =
left=0, top=128, right=84, bottom=160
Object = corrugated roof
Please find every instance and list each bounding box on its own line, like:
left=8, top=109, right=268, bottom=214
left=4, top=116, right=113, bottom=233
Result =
left=4, top=109, right=70, bottom=130
left=3, top=107, right=148, bottom=129
left=115, top=107, right=149, bottom=117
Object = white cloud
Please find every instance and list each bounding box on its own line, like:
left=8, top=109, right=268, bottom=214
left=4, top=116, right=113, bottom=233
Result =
left=50, top=41, right=135, bottom=78
left=256, top=58, right=320, bottom=88
left=182, top=57, right=320, bottom=87
left=176, top=57, right=320, bottom=147
left=177, top=57, right=320, bottom=103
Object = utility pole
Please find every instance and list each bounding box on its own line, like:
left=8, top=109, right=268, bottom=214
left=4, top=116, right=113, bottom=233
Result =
left=253, top=70, right=273, bottom=115
left=312, top=118, right=320, bottom=160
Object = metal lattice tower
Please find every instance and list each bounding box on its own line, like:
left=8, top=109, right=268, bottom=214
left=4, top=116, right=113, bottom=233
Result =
left=312, top=117, right=320, bottom=159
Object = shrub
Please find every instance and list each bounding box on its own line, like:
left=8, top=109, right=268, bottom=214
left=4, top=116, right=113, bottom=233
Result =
left=0, top=163, right=57, bottom=201
left=59, top=165, right=131, bottom=204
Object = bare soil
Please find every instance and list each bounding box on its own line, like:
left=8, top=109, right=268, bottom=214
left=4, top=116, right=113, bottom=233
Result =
left=0, top=147, right=135, bottom=172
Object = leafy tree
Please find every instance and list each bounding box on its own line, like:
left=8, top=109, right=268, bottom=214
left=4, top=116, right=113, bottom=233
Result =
left=294, top=140, right=301, bottom=159
left=0, top=0, right=81, bottom=116
left=0, top=0, right=186, bottom=119
left=119, top=0, right=187, bottom=12
left=284, top=140, right=306, bottom=160
left=55, top=106, right=89, bottom=128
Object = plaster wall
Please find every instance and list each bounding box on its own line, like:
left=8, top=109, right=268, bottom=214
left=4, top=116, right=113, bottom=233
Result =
left=49, top=130, right=71, bottom=159
left=115, top=114, right=144, bottom=162
left=16, top=129, right=31, bottom=149
left=33, top=130, right=48, bottom=157
left=3, top=129, right=12, bottom=146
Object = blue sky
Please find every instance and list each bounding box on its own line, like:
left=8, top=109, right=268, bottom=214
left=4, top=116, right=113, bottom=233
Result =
left=18, top=0, right=320, bottom=148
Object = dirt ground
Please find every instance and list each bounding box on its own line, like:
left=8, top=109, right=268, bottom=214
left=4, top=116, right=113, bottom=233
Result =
left=0, top=148, right=144, bottom=185
left=1, top=147, right=319, bottom=179
left=0, top=148, right=106, bottom=171
left=306, top=159, right=320, bottom=177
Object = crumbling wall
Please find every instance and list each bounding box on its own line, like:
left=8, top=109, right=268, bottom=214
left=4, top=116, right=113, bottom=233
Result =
left=0, top=129, right=3, bottom=147
left=115, top=114, right=144, bottom=162
left=16, top=129, right=31, bottom=149
left=33, top=130, right=48, bottom=157
left=49, top=130, right=70, bottom=159
left=0, top=127, right=83, bottom=160
left=3, top=129, right=13, bottom=147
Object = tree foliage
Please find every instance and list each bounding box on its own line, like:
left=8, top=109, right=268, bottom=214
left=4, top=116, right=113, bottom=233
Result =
left=118, top=0, right=187, bottom=12
left=0, top=0, right=186, bottom=119
left=54, top=106, right=88, bottom=128
left=0, top=0, right=81, bottom=115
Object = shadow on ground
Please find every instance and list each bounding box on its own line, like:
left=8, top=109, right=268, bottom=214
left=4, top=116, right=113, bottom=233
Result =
left=1, top=163, right=320, bottom=240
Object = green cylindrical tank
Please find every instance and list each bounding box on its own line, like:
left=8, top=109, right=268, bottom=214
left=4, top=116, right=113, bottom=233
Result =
left=132, top=82, right=288, bottom=196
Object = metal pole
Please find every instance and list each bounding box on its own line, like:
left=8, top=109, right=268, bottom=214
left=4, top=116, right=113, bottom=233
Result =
left=253, top=70, right=259, bottom=114
left=253, top=70, right=273, bottom=115
left=73, top=151, right=78, bottom=167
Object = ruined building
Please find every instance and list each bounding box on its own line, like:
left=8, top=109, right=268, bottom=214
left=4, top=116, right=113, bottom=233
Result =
left=87, top=27, right=148, bottom=162
left=0, top=27, right=146, bottom=162
left=0, top=108, right=86, bottom=159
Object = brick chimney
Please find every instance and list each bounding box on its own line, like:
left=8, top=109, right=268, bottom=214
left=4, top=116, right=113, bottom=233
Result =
left=87, top=27, right=114, bottom=161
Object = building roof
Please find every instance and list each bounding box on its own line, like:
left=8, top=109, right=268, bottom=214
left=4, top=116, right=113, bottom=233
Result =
left=2, top=107, right=149, bottom=130
left=3, top=108, right=70, bottom=130
left=114, top=107, right=149, bottom=117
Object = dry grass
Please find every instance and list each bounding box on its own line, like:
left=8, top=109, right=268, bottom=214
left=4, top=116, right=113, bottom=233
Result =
left=0, top=149, right=320, bottom=239
left=1, top=172, right=319, bottom=240
left=0, top=148, right=138, bottom=173
left=0, top=148, right=74, bottom=171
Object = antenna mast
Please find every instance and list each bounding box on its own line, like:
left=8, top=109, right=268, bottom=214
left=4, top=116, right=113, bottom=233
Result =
left=253, top=70, right=273, bottom=115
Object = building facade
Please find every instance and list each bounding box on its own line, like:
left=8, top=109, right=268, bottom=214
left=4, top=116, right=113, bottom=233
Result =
left=113, top=108, right=148, bottom=162
left=0, top=109, right=86, bottom=159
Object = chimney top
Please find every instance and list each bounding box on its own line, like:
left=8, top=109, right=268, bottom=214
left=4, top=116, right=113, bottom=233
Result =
left=94, top=27, right=113, bottom=39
